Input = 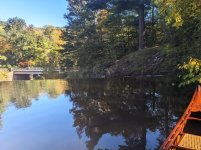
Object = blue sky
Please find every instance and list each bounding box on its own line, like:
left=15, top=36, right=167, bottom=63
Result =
left=0, top=0, right=67, bottom=27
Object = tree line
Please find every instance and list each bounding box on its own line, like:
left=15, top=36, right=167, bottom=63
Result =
left=0, top=17, right=64, bottom=68
left=61, top=0, right=201, bottom=72
left=1, top=1, right=201, bottom=83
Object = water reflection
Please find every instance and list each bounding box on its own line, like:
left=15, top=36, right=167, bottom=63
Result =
left=0, top=80, right=68, bottom=128
left=68, top=77, right=193, bottom=150
left=0, top=77, right=194, bottom=150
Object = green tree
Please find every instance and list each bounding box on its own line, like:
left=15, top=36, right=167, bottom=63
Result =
left=88, top=0, right=151, bottom=50
left=62, top=0, right=154, bottom=70
left=3, top=17, right=28, bottom=65
left=156, top=0, right=201, bottom=47
left=43, top=25, right=54, bottom=39
left=0, top=17, right=63, bottom=68
left=61, top=0, right=92, bottom=68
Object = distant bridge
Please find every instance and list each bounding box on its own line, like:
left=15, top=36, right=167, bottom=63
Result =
left=0, top=67, right=79, bottom=80
left=11, top=67, right=62, bottom=80
left=12, top=67, right=45, bottom=75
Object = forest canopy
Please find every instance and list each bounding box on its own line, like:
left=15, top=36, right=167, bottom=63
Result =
left=59, top=0, right=201, bottom=82
left=61, top=0, right=201, bottom=66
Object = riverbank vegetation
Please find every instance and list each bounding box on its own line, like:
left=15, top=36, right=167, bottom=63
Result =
left=1, top=1, right=201, bottom=84
left=61, top=0, right=201, bottom=82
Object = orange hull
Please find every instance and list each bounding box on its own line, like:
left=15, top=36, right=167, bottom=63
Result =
left=160, top=86, right=201, bottom=150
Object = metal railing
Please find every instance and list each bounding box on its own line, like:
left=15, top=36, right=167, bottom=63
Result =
left=11, top=67, right=44, bottom=71
left=0, top=67, right=79, bottom=72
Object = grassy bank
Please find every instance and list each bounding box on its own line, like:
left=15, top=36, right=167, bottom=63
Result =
left=66, top=46, right=192, bottom=78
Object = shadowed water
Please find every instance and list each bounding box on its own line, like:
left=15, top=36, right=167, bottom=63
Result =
left=0, top=78, right=193, bottom=150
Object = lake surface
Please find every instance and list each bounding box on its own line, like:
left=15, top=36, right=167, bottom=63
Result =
left=0, top=78, right=194, bottom=150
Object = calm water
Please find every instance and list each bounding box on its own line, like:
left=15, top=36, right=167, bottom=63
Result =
left=0, top=78, right=193, bottom=150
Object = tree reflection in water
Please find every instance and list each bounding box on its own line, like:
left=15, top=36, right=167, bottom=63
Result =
left=0, top=77, right=194, bottom=150
left=67, top=77, right=193, bottom=150
left=0, top=80, right=68, bottom=128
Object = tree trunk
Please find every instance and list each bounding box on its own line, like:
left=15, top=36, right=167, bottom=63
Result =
left=151, top=4, right=156, bottom=46
left=152, top=4, right=155, bottom=26
left=138, top=4, right=145, bottom=50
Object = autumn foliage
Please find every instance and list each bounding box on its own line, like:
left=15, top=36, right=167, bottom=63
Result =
left=18, top=61, right=33, bottom=68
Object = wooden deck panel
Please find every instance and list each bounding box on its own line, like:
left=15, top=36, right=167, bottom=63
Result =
left=178, top=133, right=201, bottom=150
